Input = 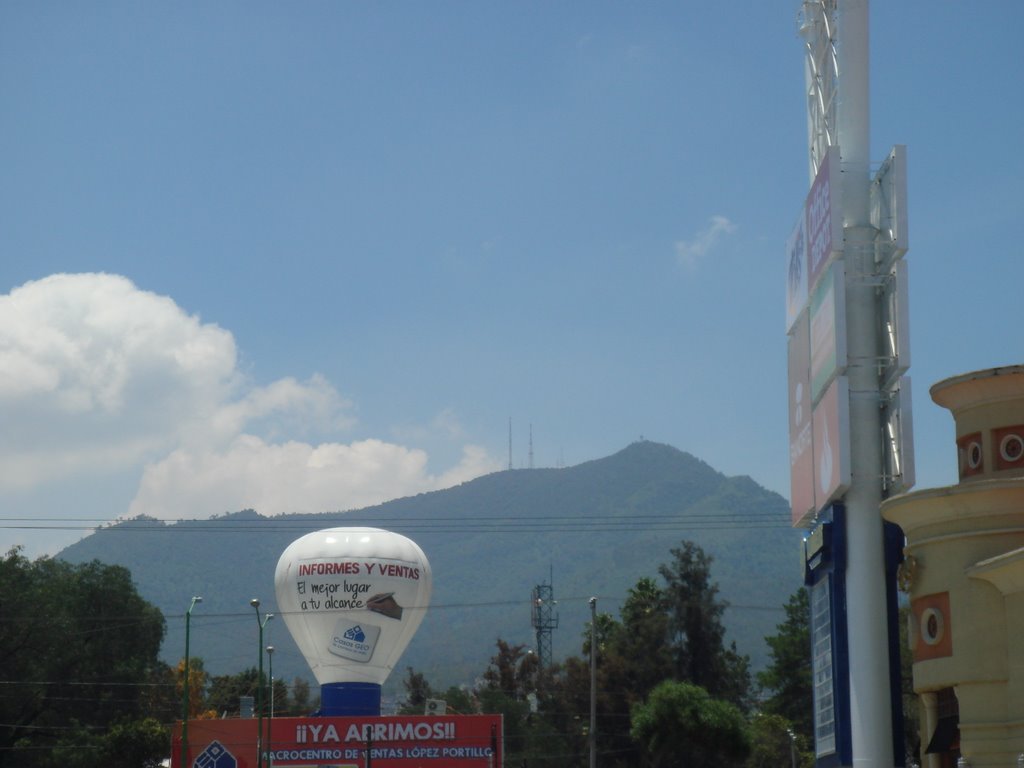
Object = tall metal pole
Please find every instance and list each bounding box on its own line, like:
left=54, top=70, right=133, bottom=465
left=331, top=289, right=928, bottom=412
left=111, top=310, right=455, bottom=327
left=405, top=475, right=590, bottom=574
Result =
left=251, top=599, right=273, bottom=768
left=589, top=596, right=597, bottom=768
left=266, top=645, right=275, bottom=768
left=266, top=645, right=275, bottom=720
left=836, top=2, right=895, bottom=766
left=181, top=596, right=202, bottom=768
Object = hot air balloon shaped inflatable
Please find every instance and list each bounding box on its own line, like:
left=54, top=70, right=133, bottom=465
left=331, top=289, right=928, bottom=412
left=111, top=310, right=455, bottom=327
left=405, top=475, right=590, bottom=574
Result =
left=274, top=527, right=432, bottom=715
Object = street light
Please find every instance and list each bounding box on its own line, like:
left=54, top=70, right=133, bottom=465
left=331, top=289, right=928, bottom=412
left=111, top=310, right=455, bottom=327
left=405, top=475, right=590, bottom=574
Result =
left=589, top=596, right=597, bottom=768
left=181, top=596, right=202, bottom=768
left=251, top=599, right=274, bottom=768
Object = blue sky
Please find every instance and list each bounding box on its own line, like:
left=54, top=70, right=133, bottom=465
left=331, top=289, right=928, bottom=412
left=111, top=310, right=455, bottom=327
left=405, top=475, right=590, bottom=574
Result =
left=1, top=2, right=1022, bottom=558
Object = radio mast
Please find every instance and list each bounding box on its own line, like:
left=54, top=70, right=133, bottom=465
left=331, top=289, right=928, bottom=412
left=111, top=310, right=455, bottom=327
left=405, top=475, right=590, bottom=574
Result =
left=531, top=568, right=558, bottom=673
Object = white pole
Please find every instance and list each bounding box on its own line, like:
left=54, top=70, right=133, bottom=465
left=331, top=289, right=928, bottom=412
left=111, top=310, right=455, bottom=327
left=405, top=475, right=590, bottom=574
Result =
left=589, top=597, right=597, bottom=768
left=837, top=1, right=895, bottom=767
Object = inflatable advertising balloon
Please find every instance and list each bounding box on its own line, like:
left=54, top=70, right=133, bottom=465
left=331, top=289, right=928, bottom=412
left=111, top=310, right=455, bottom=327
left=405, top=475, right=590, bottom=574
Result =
left=274, top=527, right=432, bottom=715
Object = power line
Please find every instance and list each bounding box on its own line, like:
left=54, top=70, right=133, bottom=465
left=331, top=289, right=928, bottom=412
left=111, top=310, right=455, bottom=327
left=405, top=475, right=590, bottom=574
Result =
left=0, top=512, right=791, bottom=535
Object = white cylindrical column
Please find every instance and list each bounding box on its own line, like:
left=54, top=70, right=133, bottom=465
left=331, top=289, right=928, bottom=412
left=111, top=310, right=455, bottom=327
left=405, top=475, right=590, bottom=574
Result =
left=838, top=1, right=896, bottom=767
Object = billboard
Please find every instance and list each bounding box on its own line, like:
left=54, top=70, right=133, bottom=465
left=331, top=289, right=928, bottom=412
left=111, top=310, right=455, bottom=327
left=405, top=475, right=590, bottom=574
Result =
left=785, top=146, right=843, bottom=333
left=809, top=262, right=847, bottom=403
left=813, top=376, right=851, bottom=511
left=806, top=147, right=842, bottom=291
left=173, top=714, right=503, bottom=768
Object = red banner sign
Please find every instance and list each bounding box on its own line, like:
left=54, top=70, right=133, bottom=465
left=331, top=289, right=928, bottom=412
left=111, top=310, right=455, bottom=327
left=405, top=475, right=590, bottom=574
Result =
left=173, top=714, right=503, bottom=768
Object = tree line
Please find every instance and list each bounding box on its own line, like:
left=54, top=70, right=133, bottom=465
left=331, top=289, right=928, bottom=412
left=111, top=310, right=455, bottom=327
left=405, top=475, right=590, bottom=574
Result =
left=0, top=548, right=317, bottom=767
left=0, top=542, right=814, bottom=768
left=398, top=541, right=814, bottom=768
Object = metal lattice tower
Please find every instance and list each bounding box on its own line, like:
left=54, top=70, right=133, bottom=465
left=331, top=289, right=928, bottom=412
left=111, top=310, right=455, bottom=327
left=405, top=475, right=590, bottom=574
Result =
left=798, top=0, right=839, bottom=181
left=531, top=576, right=558, bottom=671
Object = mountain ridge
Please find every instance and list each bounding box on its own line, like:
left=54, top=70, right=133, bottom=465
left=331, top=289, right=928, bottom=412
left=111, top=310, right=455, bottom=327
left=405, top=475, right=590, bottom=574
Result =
left=59, top=441, right=802, bottom=692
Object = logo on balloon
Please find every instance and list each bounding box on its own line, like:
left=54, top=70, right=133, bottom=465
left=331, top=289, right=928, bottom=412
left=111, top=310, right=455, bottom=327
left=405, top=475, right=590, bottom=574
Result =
left=330, top=618, right=381, bottom=662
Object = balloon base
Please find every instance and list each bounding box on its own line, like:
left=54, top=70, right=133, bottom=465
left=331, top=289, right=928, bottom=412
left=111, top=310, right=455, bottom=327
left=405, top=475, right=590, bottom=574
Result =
left=318, top=682, right=382, bottom=716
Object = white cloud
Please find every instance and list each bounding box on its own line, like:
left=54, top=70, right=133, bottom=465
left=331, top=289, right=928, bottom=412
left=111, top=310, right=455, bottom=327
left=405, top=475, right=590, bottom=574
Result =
left=127, top=436, right=502, bottom=520
left=0, top=273, right=239, bottom=489
left=674, top=215, right=736, bottom=269
left=204, top=374, right=355, bottom=446
left=0, top=273, right=237, bottom=409
left=0, top=274, right=499, bottom=523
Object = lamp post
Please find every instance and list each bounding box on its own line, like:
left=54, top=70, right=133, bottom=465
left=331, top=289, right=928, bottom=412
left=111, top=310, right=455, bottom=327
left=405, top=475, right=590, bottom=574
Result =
left=251, top=599, right=274, bottom=768
left=589, top=596, right=597, bottom=768
left=181, top=596, right=202, bottom=768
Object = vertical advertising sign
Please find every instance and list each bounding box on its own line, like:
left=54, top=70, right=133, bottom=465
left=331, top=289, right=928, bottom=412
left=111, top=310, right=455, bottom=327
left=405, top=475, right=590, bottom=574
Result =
left=813, top=377, right=851, bottom=511
left=786, top=147, right=842, bottom=332
left=809, top=263, right=848, bottom=403
left=806, top=148, right=842, bottom=292
left=786, top=145, right=845, bottom=528
left=811, top=576, right=837, bottom=757
left=789, top=311, right=815, bottom=526
left=803, top=506, right=853, bottom=766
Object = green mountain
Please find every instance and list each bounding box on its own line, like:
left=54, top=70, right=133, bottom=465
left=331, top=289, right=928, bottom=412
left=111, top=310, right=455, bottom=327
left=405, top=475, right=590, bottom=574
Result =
left=58, top=441, right=803, bottom=693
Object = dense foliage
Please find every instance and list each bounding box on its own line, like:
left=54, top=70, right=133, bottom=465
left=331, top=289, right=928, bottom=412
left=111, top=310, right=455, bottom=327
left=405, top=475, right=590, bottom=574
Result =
left=755, top=588, right=815, bottom=767
left=756, top=588, right=812, bottom=738
left=6, top=522, right=819, bottom=766
left=405, top=540, right=794, bottom=767
left=631, top=681, right=750, bottom=768
left=0, top=548, right=171, bottom=767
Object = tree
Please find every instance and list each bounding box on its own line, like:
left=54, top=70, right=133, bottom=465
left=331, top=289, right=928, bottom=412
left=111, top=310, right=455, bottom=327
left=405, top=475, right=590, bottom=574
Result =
left=207, top=667, right=259, bottom=717
left=613, top=577, right=672, bottom=699
left=631, top=680, right=750, bottom=768
left=745, top=713, right=811, bottom=768
left=478, top=639, right=571, bottom=766
left=176, top=657, right=212, bottom=719
left=0, top=548, right=168, bottom=768
left=399, top=667, right=435, bottom=714
left=658, top=542, right=752, bottom=709
left=480, top=638, right=538, bottom=700
left=757, top=588, right=812, bottom=740
left=288, top=677, right=314, bottom=716
left=101, top=717, right=170, bottom=768
left=438, top=685, right=476, bottom=715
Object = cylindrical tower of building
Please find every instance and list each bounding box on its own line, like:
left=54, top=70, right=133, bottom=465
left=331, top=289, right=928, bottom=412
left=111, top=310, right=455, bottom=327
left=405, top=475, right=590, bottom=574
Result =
left=884, top=366, right=1024, bottom=768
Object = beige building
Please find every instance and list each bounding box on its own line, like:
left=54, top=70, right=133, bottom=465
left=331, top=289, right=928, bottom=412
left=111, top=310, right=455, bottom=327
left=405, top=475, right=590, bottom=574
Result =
left=883, top=366, right=1024, bottom=768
